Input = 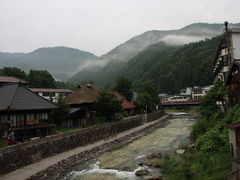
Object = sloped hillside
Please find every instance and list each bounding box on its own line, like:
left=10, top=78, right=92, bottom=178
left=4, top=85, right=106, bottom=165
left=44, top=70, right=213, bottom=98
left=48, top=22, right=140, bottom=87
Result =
left=120, top=38, right=218, bottom=93
left=69, top=23, right=239, bottom=85
left=0, top=47, right=97, bottom=81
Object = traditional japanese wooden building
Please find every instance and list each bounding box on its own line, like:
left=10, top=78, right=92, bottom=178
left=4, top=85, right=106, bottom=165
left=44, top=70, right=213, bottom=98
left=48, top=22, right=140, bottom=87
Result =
left=0, top=83, right=57, bottom=141
left=65, top=84, right=100, bottom=127
left=226, top=60, right=240, bottom=106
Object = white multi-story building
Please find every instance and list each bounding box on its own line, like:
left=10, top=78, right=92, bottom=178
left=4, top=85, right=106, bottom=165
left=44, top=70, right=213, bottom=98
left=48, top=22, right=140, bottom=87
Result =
left=191, top=85, right=213, bottom=100
left=29, top=88, right=73, bottom=103
left=213, top=22, right=240, bottom=82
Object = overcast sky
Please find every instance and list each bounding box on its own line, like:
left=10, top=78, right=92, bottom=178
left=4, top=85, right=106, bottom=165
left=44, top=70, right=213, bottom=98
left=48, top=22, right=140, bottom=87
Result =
left=0, top=0, right=239, bottom=56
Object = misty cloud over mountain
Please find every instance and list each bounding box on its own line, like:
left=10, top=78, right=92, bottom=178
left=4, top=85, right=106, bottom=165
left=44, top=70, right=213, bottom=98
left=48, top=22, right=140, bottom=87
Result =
left=69, top=22, right=240, bottom=84
left=1, top=22, right=239, bottom=82
left=0, top=47, right=97, bottom=81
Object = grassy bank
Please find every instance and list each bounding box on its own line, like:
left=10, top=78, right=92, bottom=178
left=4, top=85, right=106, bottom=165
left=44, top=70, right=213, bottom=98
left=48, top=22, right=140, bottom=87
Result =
left=161, top=82, right=233, bottom=180
left=161, top=152, right=231, bottom=180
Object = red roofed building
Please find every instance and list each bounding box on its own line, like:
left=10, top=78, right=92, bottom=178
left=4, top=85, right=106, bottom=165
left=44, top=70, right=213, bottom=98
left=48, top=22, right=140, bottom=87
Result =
left=109, top=90, right=136, bottom=115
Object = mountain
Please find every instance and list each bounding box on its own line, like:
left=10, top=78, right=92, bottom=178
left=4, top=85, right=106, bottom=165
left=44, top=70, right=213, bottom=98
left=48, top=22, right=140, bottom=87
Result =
left=0, top=52, right=25, bottom=63
left=0, top=47, right=97, bottom=81
left=69, top=22, right=240, bottom=88
left=120, top=38, right=218, bottom=93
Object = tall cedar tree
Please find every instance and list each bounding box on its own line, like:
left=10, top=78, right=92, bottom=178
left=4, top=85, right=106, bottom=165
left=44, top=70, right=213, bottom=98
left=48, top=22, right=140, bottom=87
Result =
left=114, top=76, right=133, bottom=101
left=1, top=67, right=28, bottom=81
left=28, top=70, right=56, bottom=88
left=94, top=91, right=123, bottom=121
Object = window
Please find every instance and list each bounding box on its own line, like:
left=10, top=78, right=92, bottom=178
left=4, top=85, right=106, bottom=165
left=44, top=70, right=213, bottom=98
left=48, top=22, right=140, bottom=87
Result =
left=16, top=114, right=24, bottom=126
left=26, top=114, right=34, bottom=120
left=0, top=115, right=8, bottom=124
left=38, top=112, right=48, bottom=120
left=10, top=115, right=17, bottom=127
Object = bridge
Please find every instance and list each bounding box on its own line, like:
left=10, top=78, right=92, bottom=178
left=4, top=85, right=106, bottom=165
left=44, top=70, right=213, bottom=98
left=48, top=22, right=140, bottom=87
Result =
left=161, top=100, right=200, bottom=107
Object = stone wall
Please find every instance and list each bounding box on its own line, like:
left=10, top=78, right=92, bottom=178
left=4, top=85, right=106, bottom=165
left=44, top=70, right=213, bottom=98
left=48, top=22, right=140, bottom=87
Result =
left=146, top=110, right=163, bottom=122
left=0, top=111, right=163, bottom=175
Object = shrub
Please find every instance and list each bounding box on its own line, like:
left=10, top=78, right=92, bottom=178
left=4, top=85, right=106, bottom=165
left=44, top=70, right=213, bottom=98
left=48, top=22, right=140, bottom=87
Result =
left=195, top=129, right=226, bottom=154
left=191, top=118, right=208, bottom=140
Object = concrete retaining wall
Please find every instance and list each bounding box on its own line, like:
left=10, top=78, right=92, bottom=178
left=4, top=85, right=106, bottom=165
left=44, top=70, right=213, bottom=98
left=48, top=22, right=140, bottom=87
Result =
left=0, top=111, right=163, bottom=175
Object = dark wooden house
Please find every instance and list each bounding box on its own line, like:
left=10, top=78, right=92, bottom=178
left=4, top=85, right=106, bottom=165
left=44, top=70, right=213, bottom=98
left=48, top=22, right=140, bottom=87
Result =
left=0, top=83, right=57, bottom=141
left=226, top=60, right=240, bottom=106
left=65, top=84, right=100, bottom=127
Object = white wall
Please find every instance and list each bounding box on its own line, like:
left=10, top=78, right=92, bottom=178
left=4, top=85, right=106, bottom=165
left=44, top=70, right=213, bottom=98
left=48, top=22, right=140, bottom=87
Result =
left=229, top=129, right=237, bottom=158
left=232, top=33, right=240, bottom=59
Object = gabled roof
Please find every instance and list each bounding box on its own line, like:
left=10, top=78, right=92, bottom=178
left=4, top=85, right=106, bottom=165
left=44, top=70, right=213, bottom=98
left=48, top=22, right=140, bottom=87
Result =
left=0, top=83, right=57, bottom=111
left=0, top=76, right=29, bottom=84
left=65, top=84, right=100, bottom=105
left=109, top=90, right=136, bottom=109
left=226, top=59, right=240, bottom=85
left=29, top=88, right=73, bottom=93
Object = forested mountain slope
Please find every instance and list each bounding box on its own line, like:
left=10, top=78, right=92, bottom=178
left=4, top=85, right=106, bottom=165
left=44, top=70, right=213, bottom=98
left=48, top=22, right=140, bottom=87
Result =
left=0, top=47, right=97, bottom=81
left=69, top=23, right=239, bottom=87
left=120, top=38, right=218, bottom=93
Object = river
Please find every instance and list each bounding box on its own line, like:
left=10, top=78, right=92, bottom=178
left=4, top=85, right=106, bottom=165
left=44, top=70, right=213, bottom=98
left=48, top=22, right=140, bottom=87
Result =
left=65, top=112, right=197, bottom=180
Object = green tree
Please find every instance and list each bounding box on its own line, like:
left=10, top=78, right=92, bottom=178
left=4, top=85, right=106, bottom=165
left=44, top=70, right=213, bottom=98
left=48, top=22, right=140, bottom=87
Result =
left=28, top=69, right=56, bottom=88
left=134, top=92, right=156, bottom=113
left=94, top=91, right=123, bottom=121
left=1, top=67, right=28, bottom=80
left=55, top=81, right=77, bottom=89
left=114, top=76, right=133, bottom=101
left=200, top=80, right=227, bottom=118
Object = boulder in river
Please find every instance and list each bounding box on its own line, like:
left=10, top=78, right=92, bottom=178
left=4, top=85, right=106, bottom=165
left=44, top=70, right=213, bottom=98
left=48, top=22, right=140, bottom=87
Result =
left=135, top=169, right=149, bottom=176
left=176, top=149, right=186, bottom=155
left=144, top=159, right=161, bottom=168
left=121, top=166, right=134, bottom=171
left=146, top=152, right=163, bottom=159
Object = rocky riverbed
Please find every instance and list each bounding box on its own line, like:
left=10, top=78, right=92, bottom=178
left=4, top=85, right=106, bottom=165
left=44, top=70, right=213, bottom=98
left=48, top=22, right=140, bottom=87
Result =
left=66, top=112, right=197, bottom=180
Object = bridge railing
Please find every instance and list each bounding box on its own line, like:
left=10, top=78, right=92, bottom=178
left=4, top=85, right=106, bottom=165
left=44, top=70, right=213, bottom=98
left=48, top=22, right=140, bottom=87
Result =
left=162, top=99, right=200, bottom=105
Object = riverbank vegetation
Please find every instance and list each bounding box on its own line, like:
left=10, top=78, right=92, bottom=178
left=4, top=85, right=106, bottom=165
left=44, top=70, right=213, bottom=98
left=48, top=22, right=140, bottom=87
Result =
left=0, top=139, right=7, bottom=148
left=161, top=81, right=236, bottom=179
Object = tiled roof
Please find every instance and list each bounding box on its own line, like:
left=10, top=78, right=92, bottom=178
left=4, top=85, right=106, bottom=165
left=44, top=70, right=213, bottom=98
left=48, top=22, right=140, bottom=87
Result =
left=29, top=88, right=73, bottom=93
left=109, top=90, right=136, bottom=109
left=0, top=76, right=29, bottom=84
left=0, top=83, right=57, bottom=111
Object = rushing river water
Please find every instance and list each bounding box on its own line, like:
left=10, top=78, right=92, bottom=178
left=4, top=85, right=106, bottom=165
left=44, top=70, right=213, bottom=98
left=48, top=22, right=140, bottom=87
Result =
left=66, top=112, right=197, bottom=180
